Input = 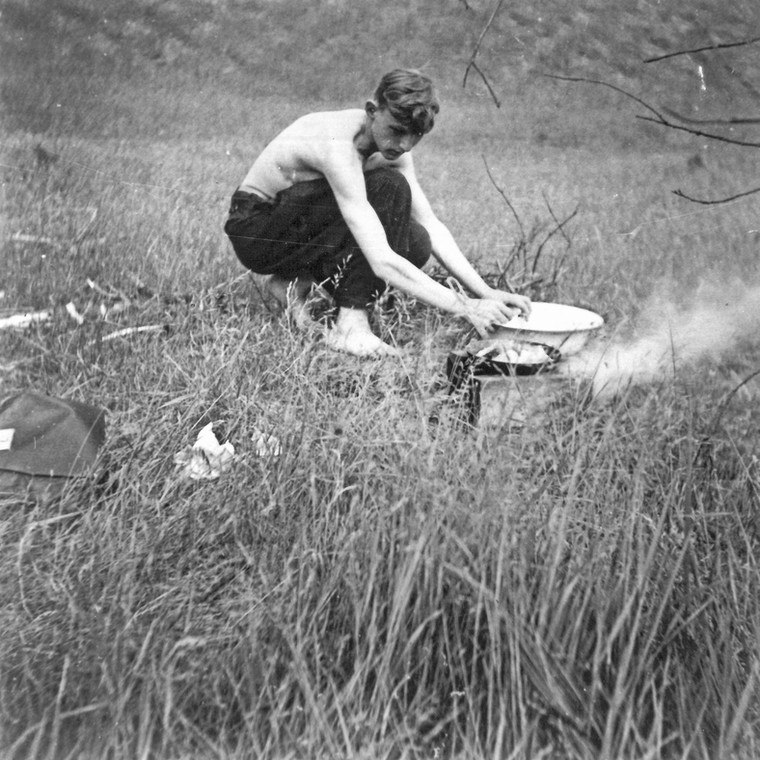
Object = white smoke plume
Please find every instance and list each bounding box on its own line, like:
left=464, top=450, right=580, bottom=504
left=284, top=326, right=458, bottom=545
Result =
left=560, top=280, right=760, bottom=400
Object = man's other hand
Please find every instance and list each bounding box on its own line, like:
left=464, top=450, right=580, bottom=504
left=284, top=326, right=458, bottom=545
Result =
left=487, top=288, right=532, bottom=319
left=464, top=295, right=529, bottom=337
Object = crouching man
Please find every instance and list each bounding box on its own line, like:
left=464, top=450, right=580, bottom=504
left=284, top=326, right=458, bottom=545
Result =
left=224, top=68, right=530, bottom=357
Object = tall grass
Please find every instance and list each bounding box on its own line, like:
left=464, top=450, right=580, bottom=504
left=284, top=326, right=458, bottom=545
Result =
left=3, top=1, right=760, bottom=757
left=2, top=297, right=759, bottom=758
left=2, top=135, right=759, bottom=757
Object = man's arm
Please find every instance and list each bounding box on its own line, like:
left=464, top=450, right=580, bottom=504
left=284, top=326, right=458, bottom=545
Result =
left=320, top=151, right=519, bottom=333
left=398, top=156, right=531, bottom=316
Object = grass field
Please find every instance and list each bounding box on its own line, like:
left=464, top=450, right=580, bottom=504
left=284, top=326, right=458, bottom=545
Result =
left=2, top=1, right=760, bottom=758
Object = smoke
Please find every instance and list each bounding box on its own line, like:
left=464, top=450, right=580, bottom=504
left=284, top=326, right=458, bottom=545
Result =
left=559, top=281, right=760, bottom=400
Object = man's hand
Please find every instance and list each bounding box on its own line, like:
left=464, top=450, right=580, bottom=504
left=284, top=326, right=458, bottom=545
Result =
left=463, top=294, right=530, bottom=337
left=486, top=288, right=532, bottom=319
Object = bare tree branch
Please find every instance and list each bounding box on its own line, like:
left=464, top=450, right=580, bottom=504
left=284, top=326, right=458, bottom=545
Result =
left=466, top=0, right=505, bottom=68
left=673, top=185, right=760, bottom=205
left=543, top=73, right=665, bottom=120
left=541, top=191, right=573, bottom=244
left=636, top=114, right=760, bottom=147
left=463, top=0, right=506, bottom=106
left=464, top=61, right=502, bottom=107
left=644, top=36, right=760, bottom=64
left=660, top=106, right=760, bottom=126
left=533, top=198, right=578, bottom=274
left=547, top=72, right=760, bottom=204
left=482, top=154, right=523, bottom=239
left=545, top=73, right=760, bottom=148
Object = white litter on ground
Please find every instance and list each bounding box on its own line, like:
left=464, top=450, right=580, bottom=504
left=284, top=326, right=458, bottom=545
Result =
left=65, top=302, right=85, bottom=325
left=10, top=233, right=57, bottom=246
left=174, top=423, right=236, bottom=480
left=99, top=325, right=164, bottom=342
left=0, top=311, right=51, bottom=330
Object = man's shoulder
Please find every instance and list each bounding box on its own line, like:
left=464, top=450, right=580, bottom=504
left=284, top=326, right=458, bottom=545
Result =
left=286, top=108, right=364, bottom=135
left=297, top=107, right=364, bottom=121
left=277, top=109, right=365, bottom=174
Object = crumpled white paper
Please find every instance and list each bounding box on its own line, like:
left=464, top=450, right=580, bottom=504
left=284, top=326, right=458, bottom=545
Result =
left=174, top=422, right=235, bottom=480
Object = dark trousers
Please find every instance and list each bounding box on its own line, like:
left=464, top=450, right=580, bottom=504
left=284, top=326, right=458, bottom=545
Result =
left=224, top=167, right=432, bottom=309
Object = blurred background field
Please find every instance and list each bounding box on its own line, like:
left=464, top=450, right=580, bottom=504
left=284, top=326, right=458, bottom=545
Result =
left=3, top=0, right=759, bottom=308
left=2, top=1, right=760, bottom=758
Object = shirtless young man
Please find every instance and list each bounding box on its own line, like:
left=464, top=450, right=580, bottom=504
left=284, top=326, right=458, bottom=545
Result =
left=224, top=69, right=531, bottom=357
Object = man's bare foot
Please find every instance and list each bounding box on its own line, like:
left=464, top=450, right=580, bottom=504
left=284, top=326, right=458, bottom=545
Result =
left=325, top=307, right=398, bottom=357
left=267, top=275, right=314, bottom=329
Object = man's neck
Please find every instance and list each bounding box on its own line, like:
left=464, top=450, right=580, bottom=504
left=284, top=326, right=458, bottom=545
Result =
left=354, top=117, right=377, bottom=159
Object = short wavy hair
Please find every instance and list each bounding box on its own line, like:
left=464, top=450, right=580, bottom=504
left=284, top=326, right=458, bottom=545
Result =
left=374, top=69, right=439, bottom=135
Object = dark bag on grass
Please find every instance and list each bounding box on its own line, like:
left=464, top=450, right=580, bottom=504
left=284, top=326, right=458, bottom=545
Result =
left=0, top=391, right=106, bottom=501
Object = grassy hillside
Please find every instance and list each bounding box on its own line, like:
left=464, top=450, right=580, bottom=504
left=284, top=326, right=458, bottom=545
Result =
left=2, top=2, right=760, bottom=759
left=3, top=0, right=759, bottom=139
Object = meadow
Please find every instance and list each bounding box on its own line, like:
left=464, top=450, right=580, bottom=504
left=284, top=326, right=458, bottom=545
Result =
left=2, top=1, right=760, bottom=757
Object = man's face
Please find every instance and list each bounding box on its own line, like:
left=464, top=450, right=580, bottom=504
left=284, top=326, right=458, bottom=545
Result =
left=369, top=106, right=423, bottom=161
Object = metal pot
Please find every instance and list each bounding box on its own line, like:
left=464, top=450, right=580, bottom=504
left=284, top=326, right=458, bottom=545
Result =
left=492, top=302, right=604, bottom=356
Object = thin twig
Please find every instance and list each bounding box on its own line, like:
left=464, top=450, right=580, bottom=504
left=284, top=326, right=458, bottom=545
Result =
left=465, top=61, right=502, bottom=108
left=541, top=191, right=574, bottom=244
left=644, top=36, right=760, bottom=64
left=533, top=200, right=579, bottom=274
left=463, top=0, right=506, bottom=106
left=543, top=73, right=665, bottom=121
left=661, top=106, right=760, bottom=126
left=481, top=155, right=524, bottom=239
left=465, top=0, right=505, bottom=71
left=481, top=155, right=537, bottom=291
left=636, top=114, right=760, bottom=148
left=673, top=185, right=760, bottom=205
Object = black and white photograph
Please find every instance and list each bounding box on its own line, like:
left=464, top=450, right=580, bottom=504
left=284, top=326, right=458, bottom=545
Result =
left=2, top=1, right=759, bottom=757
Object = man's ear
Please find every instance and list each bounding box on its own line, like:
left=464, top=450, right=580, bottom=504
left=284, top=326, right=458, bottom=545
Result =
left=365, top=100, right=378, bottom=119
